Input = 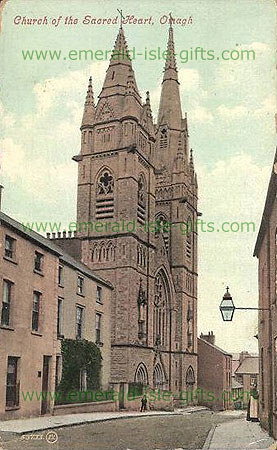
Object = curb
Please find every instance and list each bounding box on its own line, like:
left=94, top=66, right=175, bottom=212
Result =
left=0, top=412, right=183, bottom=435
left=202, top=424, right=217, bottom=449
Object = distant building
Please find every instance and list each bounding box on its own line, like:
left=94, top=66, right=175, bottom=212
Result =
left=198, top=332, right=232, bottom=410
left=234, top=355, right=259, bottom=409
left=254, top=148, right=277, bottom=438
left=0, top=195, right=112, bottom=419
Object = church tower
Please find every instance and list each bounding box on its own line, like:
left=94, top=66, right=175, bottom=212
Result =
left=74, top=23, right=198, bottom=402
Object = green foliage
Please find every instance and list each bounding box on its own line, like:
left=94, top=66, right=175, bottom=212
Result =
left=58, top=339, right=102, bottom=395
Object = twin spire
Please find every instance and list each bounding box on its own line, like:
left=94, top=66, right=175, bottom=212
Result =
left=82, top=20, right=182, bottom=131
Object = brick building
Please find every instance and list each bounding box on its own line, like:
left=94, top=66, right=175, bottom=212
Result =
left=254, top=148, right=277, bottom=438
left=198, top=332, right=232, bottom=410
left=64, top=23, right=199, bottom=402
left=0, top=197, right=112, bottom=419
left=234, top=355, right=259, bottom=409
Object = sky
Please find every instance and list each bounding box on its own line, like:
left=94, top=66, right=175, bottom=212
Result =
left=0, top=0, right=276, bottom=353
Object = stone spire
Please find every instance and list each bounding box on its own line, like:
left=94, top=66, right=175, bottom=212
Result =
left=157, top=22, right=182, bottom=129
left=81, top=76, right=95, bottom=127
left=97, top=25, right=141, bottom=112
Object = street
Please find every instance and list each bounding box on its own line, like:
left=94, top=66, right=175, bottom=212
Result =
left=0, top=410, right=244, bottom=450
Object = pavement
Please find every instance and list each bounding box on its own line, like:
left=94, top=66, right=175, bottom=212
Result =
left=203, top=413, right=275, bottom=449
left=0, top=406, right=207, bottom=434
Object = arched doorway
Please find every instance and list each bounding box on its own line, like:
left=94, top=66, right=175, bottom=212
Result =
left=153, top=363, right=165, bottom=390
left=186, top=366, right=195, bottom=405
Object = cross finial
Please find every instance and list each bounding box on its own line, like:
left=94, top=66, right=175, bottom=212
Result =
left=117, top=9, right=125, bottom=28
left=169, top=12, right=174, bottom=27
left=226, top=286, right=229, bottom=292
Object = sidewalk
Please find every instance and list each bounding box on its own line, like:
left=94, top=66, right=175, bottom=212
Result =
left=0, top=406, right=206, bottom=434
left=203, top=417, right=275, bottom=449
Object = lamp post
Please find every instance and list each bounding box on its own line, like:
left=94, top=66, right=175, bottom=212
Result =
left=219, top=287, right=269, bottom=321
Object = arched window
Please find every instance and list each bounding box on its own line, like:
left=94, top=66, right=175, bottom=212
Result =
left=160, top=127, right=168, bottom=149
left=186, top=217, right=192, bottom=260
left=135, top=363, right=148, bottom=385
left=137, top=174, right=146, bottom=225
left=153, top=363, right=164, bottom=389
left=153, top=270, right=169, bottom=347
left=155, top=213, right=169, bottom=254
left=96, top=168, right=114, bottom=219
left=186, top=366, right=195, bottom=389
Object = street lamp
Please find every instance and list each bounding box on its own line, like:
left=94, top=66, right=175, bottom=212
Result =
left=219, top=287, right=235, bottom=321
left=219, top=286, right=270, bottom=321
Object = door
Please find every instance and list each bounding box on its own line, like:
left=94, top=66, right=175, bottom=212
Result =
left=41, top=356, right=51, bottom=415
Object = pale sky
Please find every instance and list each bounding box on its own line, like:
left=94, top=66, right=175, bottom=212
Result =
left=1, top=0, right=276, bottom=353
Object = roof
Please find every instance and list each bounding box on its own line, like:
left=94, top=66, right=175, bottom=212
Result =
left=1, top=211, right=113, bottom=289
left=232, top=379, right=243, bottom=389
left=254, top=148, right=277, bottom=257
left=235, top=357, right=259, bottom=375
left=232, top=360, right=240, bottom=377
left=198, top=337, right=232, bottom=357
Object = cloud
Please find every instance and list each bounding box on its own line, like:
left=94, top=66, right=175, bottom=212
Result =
left=189, top=105, right=213, bottom=124
left=32, top=61, right=107, bottom=115
left=216, top=104, right=249, bottom=120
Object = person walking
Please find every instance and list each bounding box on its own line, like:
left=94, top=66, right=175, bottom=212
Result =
left=140, top=395, right=147, bottom=412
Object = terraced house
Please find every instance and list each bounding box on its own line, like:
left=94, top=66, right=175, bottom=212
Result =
left=0, top=190, right=112, bottom=419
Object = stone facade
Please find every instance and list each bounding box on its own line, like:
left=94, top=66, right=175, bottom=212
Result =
left=254, top=148, right=277, bottom=438
left=72, top=24, right=198, bottom=396
left=198, top=334, right=232, bottom=411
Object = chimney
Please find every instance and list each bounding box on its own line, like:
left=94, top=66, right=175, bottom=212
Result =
left=239, top=351, right=249, bottom=363
left=201, top=331, right=215, bottom=345
left=0, top=185, right=3, bottom=211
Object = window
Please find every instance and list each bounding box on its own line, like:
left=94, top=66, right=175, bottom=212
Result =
left=57, top=298, right=63, bottom=337
left=5, top=236, right=15, bottom=259
left=1, top=280, right=12, bottom=326
left=77, top=276, right=84, bottom=295
left=58, top=265, right=64, bottom=286
left=160, top=127, right=168, bottom=149
left=76, top=306, right=84, bottom=339
left=32, top=291, right=41, bottom=332
left=34, top=251, right=43, bottom=272
left=6, top=357, right=20, bottom=408
left=96, top=168, right=114, bottom=220
left=96, top=286, right=102, bottom=304
left=137, top=174, right=146, bottom=226
left=95, top=313, right=102, bottom=343
left=153, top=271, right=169, bottom=347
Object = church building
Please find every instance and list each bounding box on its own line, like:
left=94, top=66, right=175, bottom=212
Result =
left=63, top=23, right=198, bottom=400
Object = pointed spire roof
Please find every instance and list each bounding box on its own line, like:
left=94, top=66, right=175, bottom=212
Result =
left=110, top=25, right=132, bottom=67
left=163, top=23, right=178, bottom=82
left=157, top=22, right=182, bottom=129
left=81, top=76, right=95, bottom=127
left=98, top=26, right=141, bottom=104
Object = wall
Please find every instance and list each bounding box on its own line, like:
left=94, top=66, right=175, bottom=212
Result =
left=0, top=222, right=59, bottom=419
